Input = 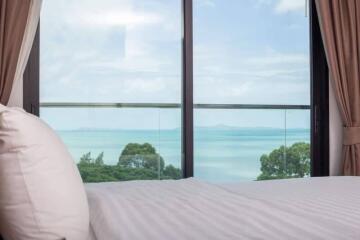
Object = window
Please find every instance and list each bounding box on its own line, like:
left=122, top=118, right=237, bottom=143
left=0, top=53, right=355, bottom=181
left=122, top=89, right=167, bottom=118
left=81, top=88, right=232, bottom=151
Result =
left=26, top=0, right=328, bottom=183
left=40, top=0, right=183, bottom=182
left=193, top=0, right=311, bottom=182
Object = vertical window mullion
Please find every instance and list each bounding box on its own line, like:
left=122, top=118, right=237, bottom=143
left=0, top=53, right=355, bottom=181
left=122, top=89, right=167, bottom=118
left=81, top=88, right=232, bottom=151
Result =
left=23, top=24, right=40, bottom=116
left=310, top=0, right=329, bottom=176
left=182, top=0, right=194, bottom=178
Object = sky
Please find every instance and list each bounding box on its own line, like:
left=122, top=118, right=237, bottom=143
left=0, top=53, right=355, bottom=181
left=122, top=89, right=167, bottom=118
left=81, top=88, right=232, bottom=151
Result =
left=40, top=0, right=310, bottom=130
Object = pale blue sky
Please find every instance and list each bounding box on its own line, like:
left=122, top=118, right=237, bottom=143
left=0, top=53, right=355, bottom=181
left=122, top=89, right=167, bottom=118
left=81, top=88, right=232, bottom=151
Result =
left=40, top=0, right=310, bottom=130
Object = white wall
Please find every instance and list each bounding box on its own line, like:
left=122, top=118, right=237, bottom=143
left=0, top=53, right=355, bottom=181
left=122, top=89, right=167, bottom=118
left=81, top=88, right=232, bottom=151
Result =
left=329, top=79, right=343, bottom=175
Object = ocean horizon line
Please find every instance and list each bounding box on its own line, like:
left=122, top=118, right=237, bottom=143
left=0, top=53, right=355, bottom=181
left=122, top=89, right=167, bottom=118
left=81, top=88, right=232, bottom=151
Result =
left=56, top=126, right=311, bottom=132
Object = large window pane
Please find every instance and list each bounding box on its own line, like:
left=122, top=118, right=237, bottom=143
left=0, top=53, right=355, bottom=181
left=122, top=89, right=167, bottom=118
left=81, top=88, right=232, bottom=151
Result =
left=40, top=0, right=182, bottom=182
left=41, top=0, right=181, bottom=103
left=194, top=0, right=309, bottom=105
left=194, top=0, right=311, bottom=182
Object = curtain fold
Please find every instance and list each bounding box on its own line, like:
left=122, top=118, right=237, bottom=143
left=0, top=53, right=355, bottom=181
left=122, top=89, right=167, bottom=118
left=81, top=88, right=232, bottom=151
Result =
left=0, top=0, right=41, bottom=106
left=315, top=0, right=360, bottom=175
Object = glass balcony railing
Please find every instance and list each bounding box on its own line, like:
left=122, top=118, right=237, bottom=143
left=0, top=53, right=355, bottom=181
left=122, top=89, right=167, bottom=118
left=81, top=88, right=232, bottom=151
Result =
left=40, top=103, right=310, bottom=183
left=40, top=105, right=182, bottom=183
left=194, top=108, right=310, bottom=182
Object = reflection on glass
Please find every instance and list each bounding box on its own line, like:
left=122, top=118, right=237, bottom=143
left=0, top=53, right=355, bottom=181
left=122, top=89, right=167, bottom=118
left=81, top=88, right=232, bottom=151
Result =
left=40, top=0, right=181, bottom=103
left=193, top=0, right=310, bottom=105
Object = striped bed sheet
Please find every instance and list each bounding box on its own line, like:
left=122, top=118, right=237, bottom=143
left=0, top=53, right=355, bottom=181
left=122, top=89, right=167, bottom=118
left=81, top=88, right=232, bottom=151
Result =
left=86, top=177, right=360, bottom=240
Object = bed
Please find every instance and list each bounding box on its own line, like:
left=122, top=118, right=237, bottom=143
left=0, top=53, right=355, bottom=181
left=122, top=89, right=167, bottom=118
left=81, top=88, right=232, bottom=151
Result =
left=86, top=176, right=360, bottom=240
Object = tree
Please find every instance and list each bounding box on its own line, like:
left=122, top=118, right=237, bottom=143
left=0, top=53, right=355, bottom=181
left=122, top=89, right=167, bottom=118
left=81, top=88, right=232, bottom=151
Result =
left=118, top=143, right=165, bottom=172
left=79, top=152, right=104, bottom=166
left=95, top=152, right=104, bottom=165
left=77, top=143, right=182, bottom=183
left=163, top=164, right=182, bottom=180
left=79, top=152, right=92, bottom=165
left=257, top=142, right=310, bottom=180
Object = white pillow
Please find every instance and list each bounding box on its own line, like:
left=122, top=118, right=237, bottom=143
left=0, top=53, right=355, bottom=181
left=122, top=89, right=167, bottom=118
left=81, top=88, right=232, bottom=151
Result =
left=0, top=108, right=89, bottom=240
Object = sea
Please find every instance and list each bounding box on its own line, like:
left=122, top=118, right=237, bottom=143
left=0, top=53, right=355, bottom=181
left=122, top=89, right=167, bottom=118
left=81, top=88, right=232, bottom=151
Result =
left=57, top=128, right=310, bottom=182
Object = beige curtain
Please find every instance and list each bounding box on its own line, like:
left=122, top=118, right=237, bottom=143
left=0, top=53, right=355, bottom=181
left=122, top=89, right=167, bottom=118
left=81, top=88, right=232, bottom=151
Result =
left=316, top=0, right=360, bottom=175
left=0, top=0, right=41, bottom=106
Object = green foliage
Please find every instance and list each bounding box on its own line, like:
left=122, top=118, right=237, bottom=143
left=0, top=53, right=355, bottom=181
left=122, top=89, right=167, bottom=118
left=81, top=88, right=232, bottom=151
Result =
left=77, top=164, right=158, bottom=183
left=118, top=143, right=165, bottom=172
left=163, top=165, right=182, bottom=180
left=95, top=152, right=104, bottom=165
left=79, top=152, right=92, bottom=165
left=77, top=143, right=181, bottom=183
left=79, top=152, right=104, bottom=166
left=257, top=142, right=310, bottom=181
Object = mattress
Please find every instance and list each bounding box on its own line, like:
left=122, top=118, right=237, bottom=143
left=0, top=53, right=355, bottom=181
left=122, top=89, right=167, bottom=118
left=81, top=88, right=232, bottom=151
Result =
left=86, top=177, right=360, bottom=240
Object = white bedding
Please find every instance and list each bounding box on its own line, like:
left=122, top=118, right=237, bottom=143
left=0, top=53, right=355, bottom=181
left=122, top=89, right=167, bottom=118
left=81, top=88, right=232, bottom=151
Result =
left=86, top=177, right=360, bottom=240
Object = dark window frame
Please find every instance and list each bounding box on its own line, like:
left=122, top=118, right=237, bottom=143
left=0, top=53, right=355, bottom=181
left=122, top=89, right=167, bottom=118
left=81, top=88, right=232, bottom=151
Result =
left=182, top=0, right=194, bottom=178
left=310, top=0, right=329, bottom=177
left=23, top=24, right=39, bottom=116
left=23, top=0, right=329, bottom=178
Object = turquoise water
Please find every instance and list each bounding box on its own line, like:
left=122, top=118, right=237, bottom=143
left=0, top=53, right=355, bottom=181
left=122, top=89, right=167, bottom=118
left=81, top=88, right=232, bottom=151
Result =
left=58, top=128, right=310, bottom=182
